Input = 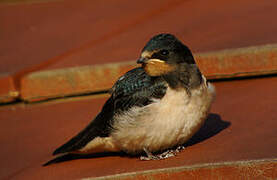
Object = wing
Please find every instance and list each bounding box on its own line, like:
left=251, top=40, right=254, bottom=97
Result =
left=111, top=67, right=167, bottom=113
left=53, top=67, right=167, bottom=155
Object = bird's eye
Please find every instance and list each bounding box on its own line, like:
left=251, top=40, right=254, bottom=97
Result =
left=160, top=49, right=169, bottom=56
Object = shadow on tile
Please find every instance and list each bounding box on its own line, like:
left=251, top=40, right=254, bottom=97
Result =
left=184, top=113, right=230, bottom=147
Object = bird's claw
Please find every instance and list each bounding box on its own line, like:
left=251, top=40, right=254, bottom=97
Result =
left=140, top=146, right=185, bottom=161
left=175, top=145, right=185, bottom=152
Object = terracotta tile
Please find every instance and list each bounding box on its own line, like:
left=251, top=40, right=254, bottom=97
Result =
left=1, top=0, right=277, bottom=74
left=114, top=160, right=277, bottom=180
left=20, top=62, right=136, bottom=102
left=0, top=74, right=18, bottom=103
left=1, top=0, right=277, bottom=104
left=20, top=44, right=277, bottom=102
left=0, top=77, right=276, bottom=179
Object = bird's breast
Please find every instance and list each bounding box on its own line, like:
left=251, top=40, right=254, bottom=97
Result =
left=111, top=80, right=215, bottom=153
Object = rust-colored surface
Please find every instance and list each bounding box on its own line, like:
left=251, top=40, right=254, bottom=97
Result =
left=20, top=62, right=136, bottom=102
left=1, top=0, right=277, bottom=74
left=95, top=160, right=277, bottom=180
left=0, top=76, right=276, bottom=179
left=197, top=44, right=277, bottom=79
left=20, top=44, right=277, bottom=102
left=1, top=0, right=277, bottom=103
left=1, top=0, right=277, bottom=178
left=0, top=74, right=19, bottom=103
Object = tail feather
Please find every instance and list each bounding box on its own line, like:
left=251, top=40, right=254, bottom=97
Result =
left=53, top=115, right=106, bottom=155
left=53, top=129, right=90, bottom=155
left=53, top=98, right=114, bottom=156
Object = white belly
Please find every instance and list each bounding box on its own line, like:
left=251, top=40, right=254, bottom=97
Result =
left=111, top=81, right=215, bottom=153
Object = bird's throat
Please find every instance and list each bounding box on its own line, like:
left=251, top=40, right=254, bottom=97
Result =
left=143, top=59, right=176, bottom=76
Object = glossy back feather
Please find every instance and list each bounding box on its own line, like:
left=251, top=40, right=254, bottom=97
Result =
left=111, top=67, right=167, bottom=113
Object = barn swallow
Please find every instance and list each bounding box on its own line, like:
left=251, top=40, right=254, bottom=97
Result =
left=48, top=33, right=215, bottom=162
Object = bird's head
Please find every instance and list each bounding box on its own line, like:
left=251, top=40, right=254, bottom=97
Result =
left=137, top=33, right=196, bottom=77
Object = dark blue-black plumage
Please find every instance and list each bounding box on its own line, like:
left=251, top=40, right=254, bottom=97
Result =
left=53, top=67, right=167, bottom=155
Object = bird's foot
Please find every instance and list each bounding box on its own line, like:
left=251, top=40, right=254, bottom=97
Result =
left=175, top=145, right=185, bottom=152
left=140, top=148, right=173, bottom=160
left=140, top=146, right=185, bottom=161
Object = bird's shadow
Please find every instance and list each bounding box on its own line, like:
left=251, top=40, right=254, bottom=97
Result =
left=183, top=113, right=230, bottom=147
left=43, top=113, right=230, bottom=166
left=43, top=152, right=125, bottom=166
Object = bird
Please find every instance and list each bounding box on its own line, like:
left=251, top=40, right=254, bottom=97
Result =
left=47, top=33, right=215, bottom=163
